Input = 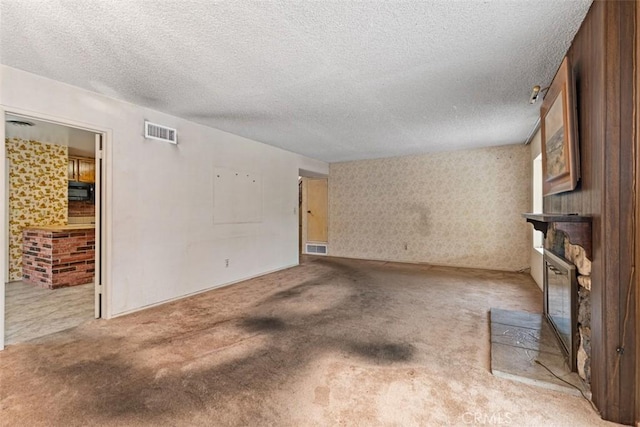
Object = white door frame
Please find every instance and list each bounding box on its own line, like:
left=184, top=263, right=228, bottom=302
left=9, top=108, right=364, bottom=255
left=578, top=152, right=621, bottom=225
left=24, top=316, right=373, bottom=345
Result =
left=298, top=170, right=329, bottom=257
left=94, top=134, right=103, bottom=319
left=0, top=106, right=112, bottom=350
left=0, top=111, right=5, bottom=350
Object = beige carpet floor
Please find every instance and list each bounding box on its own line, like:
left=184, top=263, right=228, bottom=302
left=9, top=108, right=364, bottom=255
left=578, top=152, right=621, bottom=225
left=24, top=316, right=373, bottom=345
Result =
left=0, top=256, right=618, bottom=426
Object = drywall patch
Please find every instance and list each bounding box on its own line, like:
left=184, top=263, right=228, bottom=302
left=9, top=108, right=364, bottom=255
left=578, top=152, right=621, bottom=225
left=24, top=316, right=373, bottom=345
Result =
left=213, top=167, right=262, bottom=223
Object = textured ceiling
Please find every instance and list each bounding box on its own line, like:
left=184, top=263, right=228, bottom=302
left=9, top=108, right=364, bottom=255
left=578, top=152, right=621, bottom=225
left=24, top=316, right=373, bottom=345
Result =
left=0, top=0, right=592, bottom=162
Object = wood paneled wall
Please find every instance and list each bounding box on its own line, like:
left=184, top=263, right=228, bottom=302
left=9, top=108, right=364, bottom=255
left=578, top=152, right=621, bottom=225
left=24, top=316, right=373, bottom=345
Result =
left=635, top=2, right=640, bottom=424
left=544, top=1, right=637, bottom=423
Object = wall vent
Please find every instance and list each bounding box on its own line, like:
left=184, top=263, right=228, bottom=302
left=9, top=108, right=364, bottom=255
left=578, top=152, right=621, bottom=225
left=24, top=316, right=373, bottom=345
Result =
left=305, top=243, right=327, bottom=255
left=144, top=121, right=177, bottom=144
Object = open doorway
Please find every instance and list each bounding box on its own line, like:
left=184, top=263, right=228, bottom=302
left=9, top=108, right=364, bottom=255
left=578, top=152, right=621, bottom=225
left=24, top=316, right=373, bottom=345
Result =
left=298, top=169, right=328, bottom=259
left=3, top=113, right=104, bottom=345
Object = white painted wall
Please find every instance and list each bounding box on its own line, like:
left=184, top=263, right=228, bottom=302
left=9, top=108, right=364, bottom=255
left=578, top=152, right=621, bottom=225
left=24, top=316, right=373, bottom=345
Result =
left=0, top=65, right=328, bottom=326
left=529, top=128, right=544, bottom=290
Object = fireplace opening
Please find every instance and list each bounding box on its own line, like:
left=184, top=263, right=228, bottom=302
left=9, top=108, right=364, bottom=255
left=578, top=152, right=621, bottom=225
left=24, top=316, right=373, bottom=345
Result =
left=523, top=213, right=592, bottom=384
left=544, top=250, right=577, bottom=371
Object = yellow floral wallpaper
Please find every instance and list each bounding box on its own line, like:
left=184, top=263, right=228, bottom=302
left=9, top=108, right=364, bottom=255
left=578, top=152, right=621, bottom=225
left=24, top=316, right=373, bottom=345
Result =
left=328, top=144, right=531, bottom=271
left=6, top=138, right=68, bottom=281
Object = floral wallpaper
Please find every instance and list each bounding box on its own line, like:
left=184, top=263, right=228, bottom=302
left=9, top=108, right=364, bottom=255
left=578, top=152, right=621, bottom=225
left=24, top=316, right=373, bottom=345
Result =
left=328, top=144, right=531, bottom=271
left=6, top=138, right=68, bottom=281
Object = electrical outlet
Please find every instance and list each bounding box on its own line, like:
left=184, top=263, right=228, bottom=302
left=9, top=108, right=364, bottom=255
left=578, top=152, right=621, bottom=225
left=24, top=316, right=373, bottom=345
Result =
left=225, top=259, right=229, bottom=268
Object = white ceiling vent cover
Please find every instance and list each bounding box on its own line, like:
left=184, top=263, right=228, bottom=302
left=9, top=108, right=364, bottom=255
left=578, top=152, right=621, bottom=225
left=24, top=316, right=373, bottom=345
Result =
left=144, top=121, right=177, bottom=144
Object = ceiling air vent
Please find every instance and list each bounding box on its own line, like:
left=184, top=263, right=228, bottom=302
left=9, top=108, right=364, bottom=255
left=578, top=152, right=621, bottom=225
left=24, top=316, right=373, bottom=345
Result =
left=144, top=121, right=177, bottom=144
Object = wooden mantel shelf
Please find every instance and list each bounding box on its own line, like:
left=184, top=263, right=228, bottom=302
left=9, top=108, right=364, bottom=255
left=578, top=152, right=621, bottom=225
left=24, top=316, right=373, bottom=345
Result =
left=522, top=213, right=592, bottom=259
left=522, top=213, right=593, bottom=223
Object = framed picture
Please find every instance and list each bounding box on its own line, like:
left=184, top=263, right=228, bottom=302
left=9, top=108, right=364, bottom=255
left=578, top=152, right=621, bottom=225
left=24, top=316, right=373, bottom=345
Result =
left=541, top=57, right=580, bottom=196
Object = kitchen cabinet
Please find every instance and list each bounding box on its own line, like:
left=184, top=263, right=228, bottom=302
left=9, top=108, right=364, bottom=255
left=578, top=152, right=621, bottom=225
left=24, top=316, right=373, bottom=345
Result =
left=68, top=156, right=95, bottom=183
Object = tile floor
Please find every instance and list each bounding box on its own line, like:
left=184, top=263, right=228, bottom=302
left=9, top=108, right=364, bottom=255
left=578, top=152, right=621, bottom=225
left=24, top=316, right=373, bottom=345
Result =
left=490, top=307, right=591, bottom=398
left=5, top=281, right=95, bottom=345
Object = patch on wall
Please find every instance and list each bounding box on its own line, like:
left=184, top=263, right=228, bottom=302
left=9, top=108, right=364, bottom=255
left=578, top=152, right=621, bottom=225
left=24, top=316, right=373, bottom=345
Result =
left=213, top=167, right=263, bottom=224
left=6, top=138, right=68, bottom=281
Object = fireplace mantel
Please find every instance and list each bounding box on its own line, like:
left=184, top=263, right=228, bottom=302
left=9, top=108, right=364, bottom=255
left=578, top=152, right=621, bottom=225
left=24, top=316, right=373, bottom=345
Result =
left=522, top=213, right=593, bottom=259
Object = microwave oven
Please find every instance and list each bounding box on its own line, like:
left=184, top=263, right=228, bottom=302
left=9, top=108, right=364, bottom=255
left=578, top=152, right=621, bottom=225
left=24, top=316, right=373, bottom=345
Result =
left=68, top=181, right=94, bottom=203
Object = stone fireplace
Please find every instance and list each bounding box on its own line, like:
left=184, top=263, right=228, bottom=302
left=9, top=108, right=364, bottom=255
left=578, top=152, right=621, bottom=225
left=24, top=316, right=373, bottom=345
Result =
left=523, top=214, right=592, bottom=386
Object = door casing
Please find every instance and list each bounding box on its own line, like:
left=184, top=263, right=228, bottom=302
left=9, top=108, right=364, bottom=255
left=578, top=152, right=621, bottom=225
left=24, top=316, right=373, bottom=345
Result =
left=0, top=106, right=111, bottom=350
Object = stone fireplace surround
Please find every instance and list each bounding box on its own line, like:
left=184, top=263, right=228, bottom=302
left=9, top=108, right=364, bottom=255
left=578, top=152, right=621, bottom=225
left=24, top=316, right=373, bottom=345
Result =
left=523, top=213, right=592, bottom=385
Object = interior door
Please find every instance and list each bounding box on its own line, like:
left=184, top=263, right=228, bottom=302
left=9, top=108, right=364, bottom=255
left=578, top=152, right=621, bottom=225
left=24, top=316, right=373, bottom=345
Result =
left=306, top=178, right=328, bottom=242
left=94, top=134, right=103, bottom=318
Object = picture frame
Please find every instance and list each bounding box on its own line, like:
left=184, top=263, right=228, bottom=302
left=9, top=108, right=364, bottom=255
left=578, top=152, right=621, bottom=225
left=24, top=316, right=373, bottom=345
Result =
left=541, top=56, right=580, bottom=196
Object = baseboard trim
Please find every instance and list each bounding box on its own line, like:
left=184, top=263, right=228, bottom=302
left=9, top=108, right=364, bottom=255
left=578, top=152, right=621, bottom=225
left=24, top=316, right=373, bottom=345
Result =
left=321, top=254, right=529, bottom=274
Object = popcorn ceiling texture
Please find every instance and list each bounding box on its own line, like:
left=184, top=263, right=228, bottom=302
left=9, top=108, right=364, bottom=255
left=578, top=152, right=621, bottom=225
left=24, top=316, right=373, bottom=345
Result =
left=328, top=144, right=531, bottom=271
left=6, top=138, right=68, bottom=281
left=0, top=1, right=592, bottom=162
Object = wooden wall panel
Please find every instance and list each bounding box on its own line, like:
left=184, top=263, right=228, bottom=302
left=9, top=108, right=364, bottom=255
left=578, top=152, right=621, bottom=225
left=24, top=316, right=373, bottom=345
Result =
left=543, top=0, right=636, bottom=423
left=615, top=1, right=636, bottom=421
left=634, top=1, right=640, bottom=427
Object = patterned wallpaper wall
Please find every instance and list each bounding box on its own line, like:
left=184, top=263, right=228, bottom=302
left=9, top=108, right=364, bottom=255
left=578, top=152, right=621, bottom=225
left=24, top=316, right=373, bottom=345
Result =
left=328, top=144, right=531, bottom=271
left=6, top=138, right=68, bottom=281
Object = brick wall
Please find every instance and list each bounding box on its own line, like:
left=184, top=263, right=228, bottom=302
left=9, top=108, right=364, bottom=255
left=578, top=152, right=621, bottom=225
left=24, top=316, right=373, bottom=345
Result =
left=68, top=200, right=95, bottom=217
left=23, top=228, right=95, bottom=289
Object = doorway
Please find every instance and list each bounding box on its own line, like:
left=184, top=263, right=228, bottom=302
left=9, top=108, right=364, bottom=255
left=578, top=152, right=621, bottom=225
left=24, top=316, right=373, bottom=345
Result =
left=3, top=113, right=104, bottom=345
left=298, top=170, right=328, bottom=257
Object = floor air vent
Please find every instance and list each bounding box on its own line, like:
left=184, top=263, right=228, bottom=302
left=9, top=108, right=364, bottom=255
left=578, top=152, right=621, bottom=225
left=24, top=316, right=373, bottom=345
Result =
left=145, top=121, right=177, bottom=144
left=305, top=243, right=327, bottom=255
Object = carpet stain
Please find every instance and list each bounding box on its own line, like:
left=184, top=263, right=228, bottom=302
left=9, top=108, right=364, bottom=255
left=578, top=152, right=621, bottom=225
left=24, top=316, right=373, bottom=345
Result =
left=270, top=287, right=304, bottom=299
left=348, top=342, right=416, bottom=363
left=2, top=256, right=582, bottom=427
left=40, top=259, right=400, bottom=421
left=241, top=316, right=287, bottom=332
